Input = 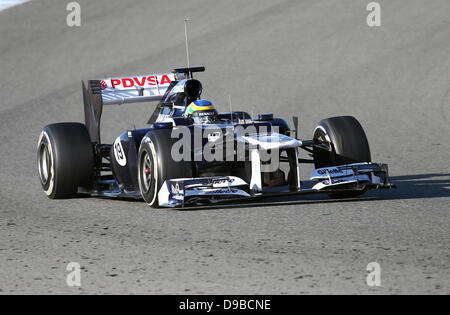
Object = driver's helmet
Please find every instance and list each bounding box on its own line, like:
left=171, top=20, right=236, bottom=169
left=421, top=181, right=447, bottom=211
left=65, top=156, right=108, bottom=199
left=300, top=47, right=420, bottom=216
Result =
left=185, top=100, right=218, bottom=124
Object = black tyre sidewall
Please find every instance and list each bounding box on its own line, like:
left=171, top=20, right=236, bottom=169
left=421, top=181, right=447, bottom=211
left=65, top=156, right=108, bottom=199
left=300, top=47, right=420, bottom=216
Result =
left=312, top=116, right=371, bottom=198
left=37, top=123, right=94, bottom=199
left=313, top=116, right=371, bottom=169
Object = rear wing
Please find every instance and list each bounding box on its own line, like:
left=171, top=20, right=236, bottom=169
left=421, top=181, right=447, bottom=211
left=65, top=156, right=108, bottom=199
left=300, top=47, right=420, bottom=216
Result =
left=98, top=73, right=175, bottom=105
left=82, top=73, right=176, bottom=144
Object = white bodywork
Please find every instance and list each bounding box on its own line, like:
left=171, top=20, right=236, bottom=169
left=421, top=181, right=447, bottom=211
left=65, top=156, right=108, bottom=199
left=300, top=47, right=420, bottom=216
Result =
left=158, top=176, right=250, bottom=208
left=239, top=133, right=302, bottom=151
left=241, top=133, right=302, bottom=192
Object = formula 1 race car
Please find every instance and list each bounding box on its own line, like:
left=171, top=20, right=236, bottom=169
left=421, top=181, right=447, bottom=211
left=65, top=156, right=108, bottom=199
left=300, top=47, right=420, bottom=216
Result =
left=37, top=66, right=394, bottom=208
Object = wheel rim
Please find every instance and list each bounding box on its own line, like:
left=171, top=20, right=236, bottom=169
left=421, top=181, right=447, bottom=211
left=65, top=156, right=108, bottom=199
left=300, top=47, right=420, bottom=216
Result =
left=313, top=126, right=335, bottom=167
left=38, top=142, right=51, bottom=185
left=140, top=151, right=152, bottom=192
left=314, top=128, right=331, bottom=150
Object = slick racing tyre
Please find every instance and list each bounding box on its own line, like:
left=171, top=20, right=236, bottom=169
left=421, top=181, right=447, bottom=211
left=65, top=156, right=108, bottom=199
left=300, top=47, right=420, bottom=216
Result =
left=37, top=123, right=94, bottom=199
left=138, top=129, right=193, bottom=208
left=313, top=116, right=371, bottom=198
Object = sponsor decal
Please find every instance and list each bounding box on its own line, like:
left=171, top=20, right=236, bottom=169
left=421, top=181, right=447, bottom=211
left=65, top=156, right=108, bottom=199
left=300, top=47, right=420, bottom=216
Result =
left=113, top=137, right=127, bottom=166
left=171, top=183, right=183, bottom=195
left=171, top=84, right=185, bottom=94
left=212, top=178, right=235, bottom=185
left=107, top=74, right=173, bottom=89
left=172, top=194, right=184, bottom=201
left=100, top=80, right=108, bottom=90
left=196, top=111, right=215, bottom=117
left=203, top=188, right=238, bottom=195
left=317, top=168, right=344, bottom=175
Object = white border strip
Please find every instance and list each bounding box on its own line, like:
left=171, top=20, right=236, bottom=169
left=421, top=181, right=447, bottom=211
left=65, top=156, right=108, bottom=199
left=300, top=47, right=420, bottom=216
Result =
left=0, top=0, right=31, bottom=12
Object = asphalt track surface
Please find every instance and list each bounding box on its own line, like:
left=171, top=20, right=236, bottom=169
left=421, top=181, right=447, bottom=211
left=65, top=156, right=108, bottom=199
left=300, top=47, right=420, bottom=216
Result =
left=0, top=0, right=449, bottom=295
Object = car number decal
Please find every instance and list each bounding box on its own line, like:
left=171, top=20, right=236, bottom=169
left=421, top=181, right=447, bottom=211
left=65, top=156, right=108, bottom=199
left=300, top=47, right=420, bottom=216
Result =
left=113, top=137, right=127, bottom=166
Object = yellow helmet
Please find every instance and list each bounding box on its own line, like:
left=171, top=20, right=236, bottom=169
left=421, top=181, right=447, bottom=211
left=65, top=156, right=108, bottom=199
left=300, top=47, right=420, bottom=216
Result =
left=185, top=100, right=218, bottom=119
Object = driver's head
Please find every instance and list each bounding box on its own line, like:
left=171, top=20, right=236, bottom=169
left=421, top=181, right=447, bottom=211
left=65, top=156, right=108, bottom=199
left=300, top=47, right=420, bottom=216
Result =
left=185, top=100, right=218, bottom=124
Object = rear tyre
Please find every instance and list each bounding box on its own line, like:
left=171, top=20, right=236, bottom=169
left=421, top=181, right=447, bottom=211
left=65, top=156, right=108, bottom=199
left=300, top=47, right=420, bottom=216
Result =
left=137, top=129, right=193, bottom=208
left=313, top=116, right=371, bottom=198
left=37, top=123, right=94, bottom=199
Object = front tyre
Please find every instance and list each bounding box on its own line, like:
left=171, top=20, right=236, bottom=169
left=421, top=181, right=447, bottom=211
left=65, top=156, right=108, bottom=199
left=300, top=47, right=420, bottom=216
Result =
left=313, top=116, right=371, bottom=198
left=138, top=129, right=193, bottom=208
left=37, top=123, right=94, bottom=199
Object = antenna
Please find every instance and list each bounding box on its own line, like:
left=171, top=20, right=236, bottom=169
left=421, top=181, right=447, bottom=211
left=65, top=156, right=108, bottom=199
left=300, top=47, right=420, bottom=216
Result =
left=293, top=116, right=299, bottom=139
left=184, top=18, right=191, bottom=76
left=229, top=95, right=233, bottom=123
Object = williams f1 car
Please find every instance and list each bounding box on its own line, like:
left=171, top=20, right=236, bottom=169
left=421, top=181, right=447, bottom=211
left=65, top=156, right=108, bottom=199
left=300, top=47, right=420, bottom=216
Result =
left=37, top=66, right=394, bottom=208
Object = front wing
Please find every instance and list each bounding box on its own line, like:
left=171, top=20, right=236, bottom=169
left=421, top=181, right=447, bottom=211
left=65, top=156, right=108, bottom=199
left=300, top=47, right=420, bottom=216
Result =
left=157, top=163, right=395, bottom=208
